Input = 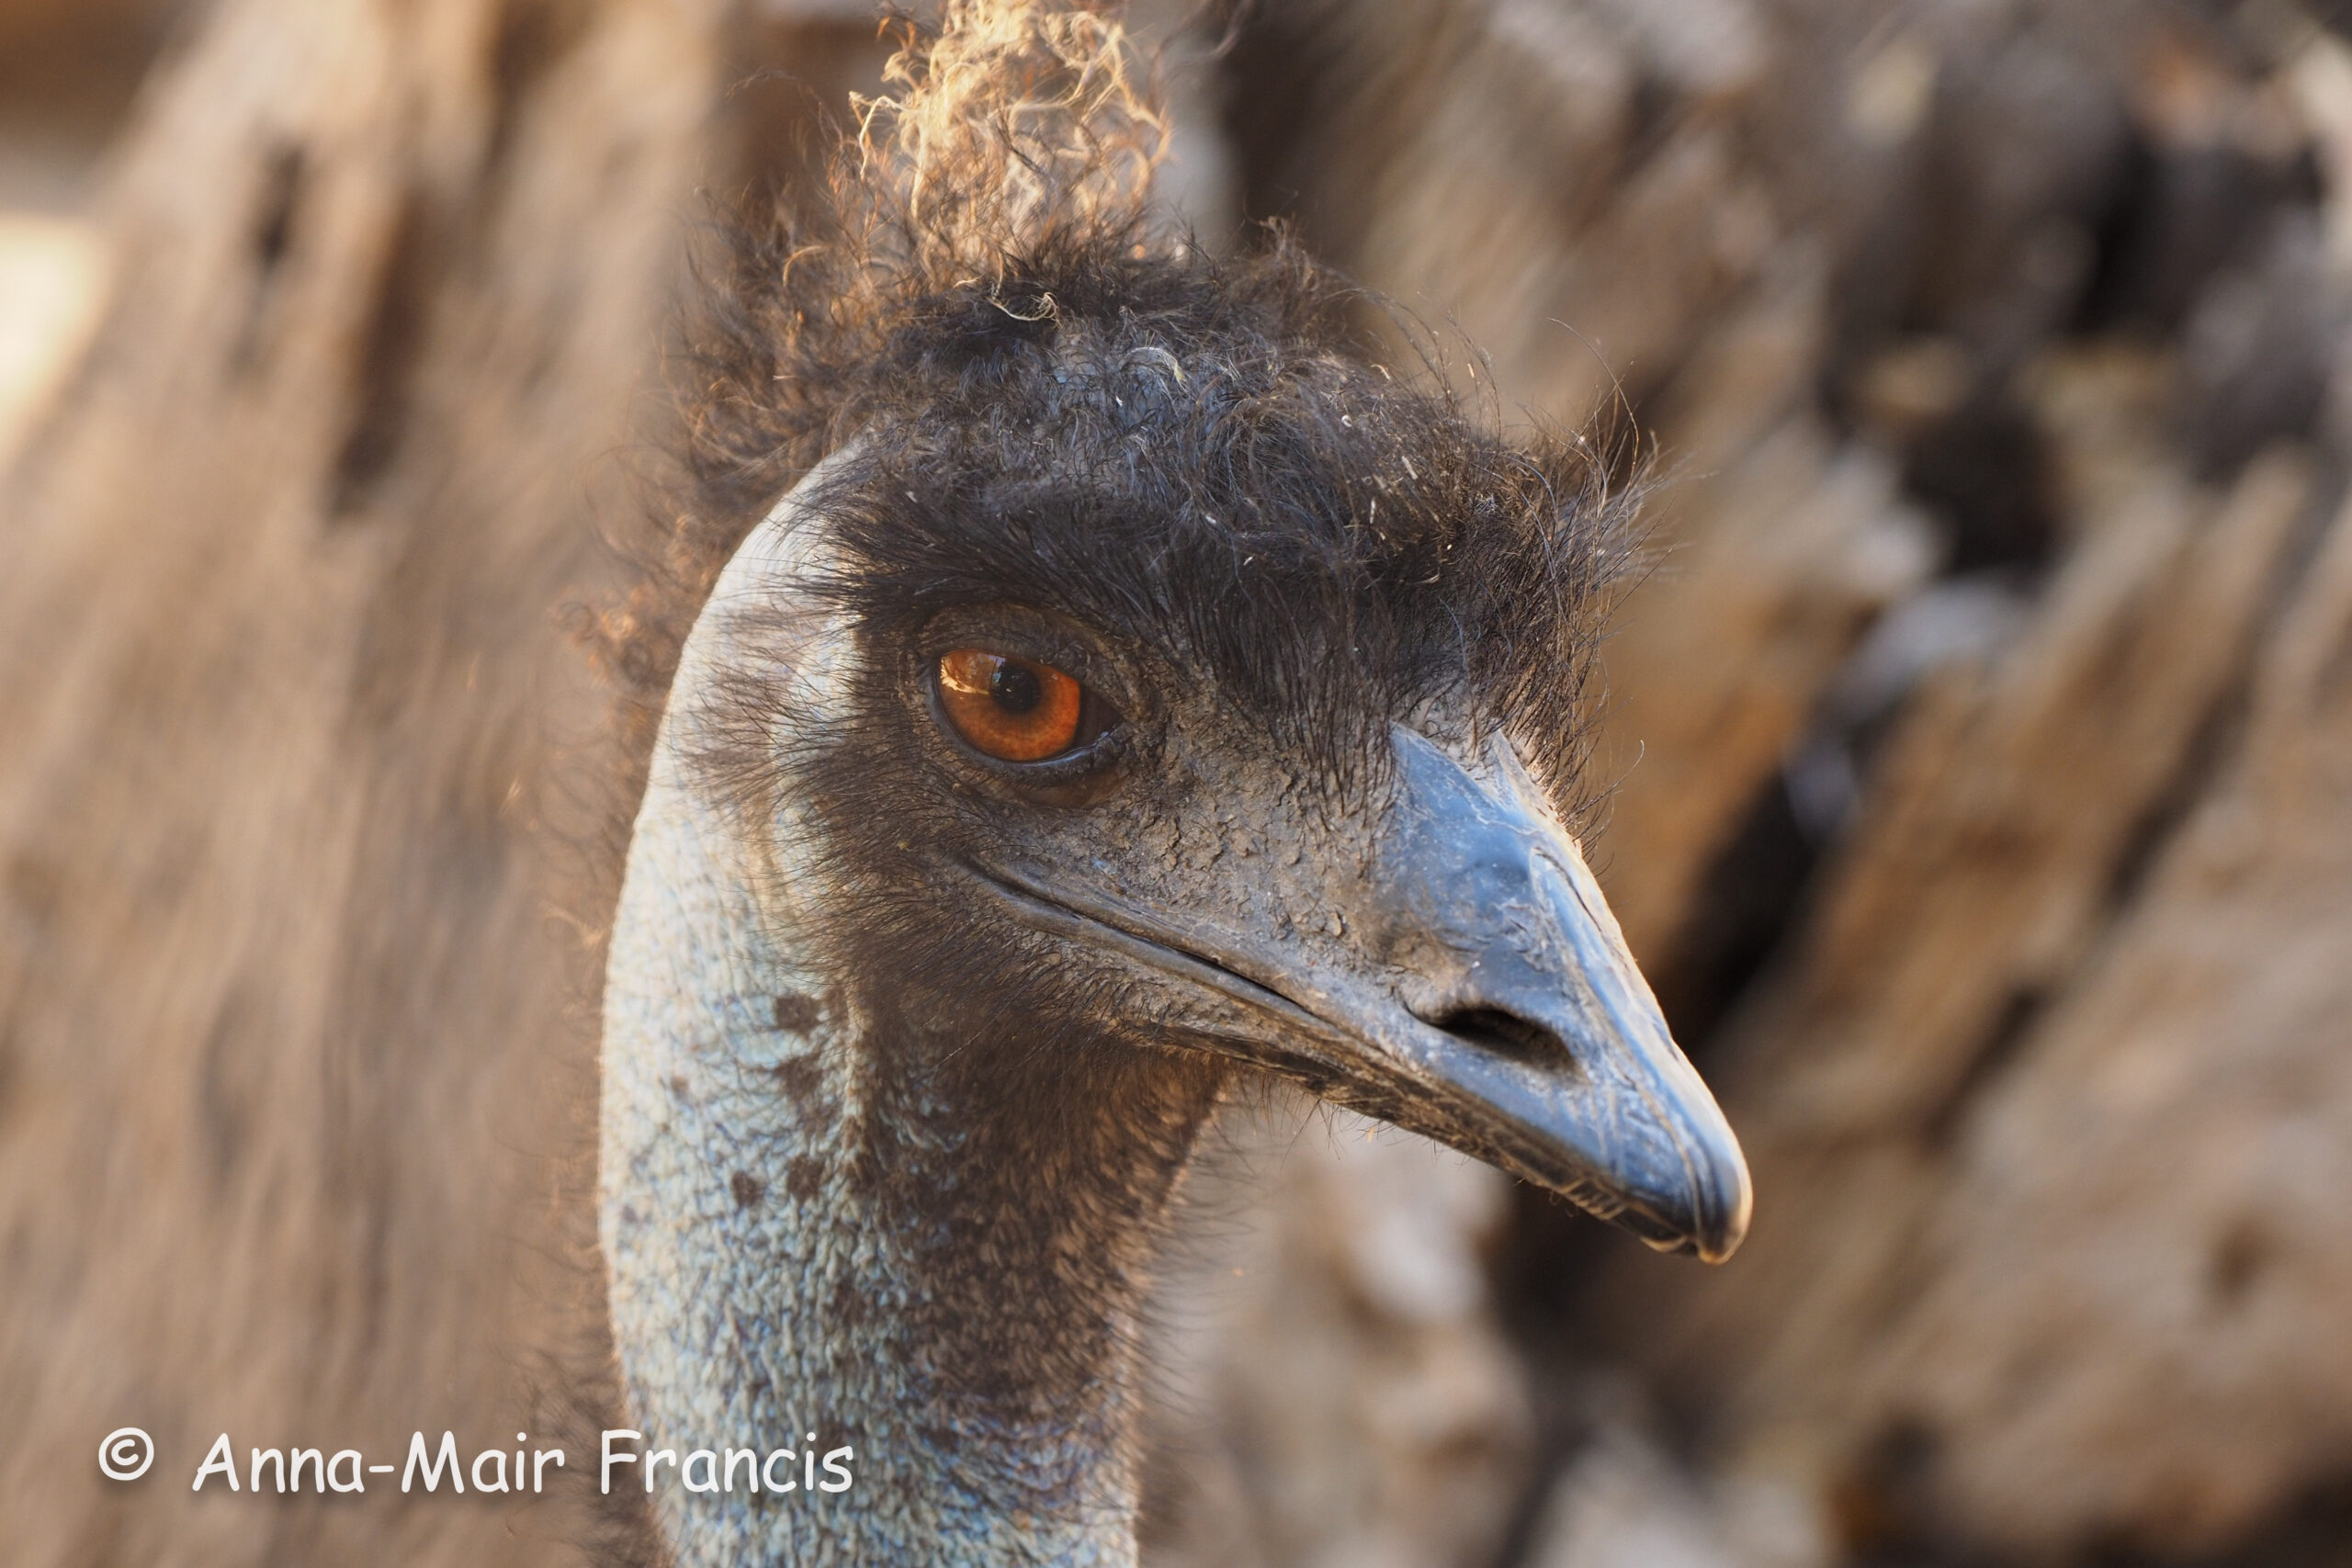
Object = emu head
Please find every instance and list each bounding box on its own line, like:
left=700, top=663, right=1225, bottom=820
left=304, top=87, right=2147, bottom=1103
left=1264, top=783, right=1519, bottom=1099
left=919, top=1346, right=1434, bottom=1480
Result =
left=599, top=4, right=1747, bottom=1558
left=635, top=223, right=1758, bottom=1250
left=672, top=268, right=1750, bottom=1257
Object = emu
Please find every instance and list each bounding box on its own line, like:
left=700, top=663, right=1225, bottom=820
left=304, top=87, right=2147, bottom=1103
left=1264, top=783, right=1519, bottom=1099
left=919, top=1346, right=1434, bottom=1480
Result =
left=599, top=3, right=1750, bottom=1562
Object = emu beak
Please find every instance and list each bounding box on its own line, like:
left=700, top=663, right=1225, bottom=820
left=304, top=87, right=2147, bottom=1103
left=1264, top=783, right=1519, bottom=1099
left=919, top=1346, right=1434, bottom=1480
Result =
left=1344, top=728, right=1752, bottom=1262
left=980, top=728, right=1751, bottom=1260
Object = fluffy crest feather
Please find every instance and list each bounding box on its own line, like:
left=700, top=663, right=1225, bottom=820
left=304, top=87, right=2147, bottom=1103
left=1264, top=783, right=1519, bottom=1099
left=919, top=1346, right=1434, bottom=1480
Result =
left=854, top=0, right=1168, bottom=272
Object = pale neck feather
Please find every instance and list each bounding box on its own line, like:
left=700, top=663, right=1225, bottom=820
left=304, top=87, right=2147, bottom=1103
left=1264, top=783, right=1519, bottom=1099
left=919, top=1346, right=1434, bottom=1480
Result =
left=601, top=462, right=1214, bottom=1566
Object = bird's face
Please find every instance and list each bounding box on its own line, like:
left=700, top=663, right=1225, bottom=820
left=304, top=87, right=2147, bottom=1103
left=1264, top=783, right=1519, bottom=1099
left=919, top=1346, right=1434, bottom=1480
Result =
left=704, top=321, right=1748, bottom=1261
left=836, top=605, right=1745, bottom=1259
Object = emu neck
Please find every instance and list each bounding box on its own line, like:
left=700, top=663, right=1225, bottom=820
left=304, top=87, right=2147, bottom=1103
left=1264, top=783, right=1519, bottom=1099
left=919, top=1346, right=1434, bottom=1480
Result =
left=603, top=645, right=1221, bottom=1568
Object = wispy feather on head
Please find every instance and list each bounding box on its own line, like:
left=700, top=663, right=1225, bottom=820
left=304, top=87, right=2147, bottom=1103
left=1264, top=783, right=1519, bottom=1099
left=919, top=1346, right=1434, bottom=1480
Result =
left=602, top=0, right=1641, bottom=835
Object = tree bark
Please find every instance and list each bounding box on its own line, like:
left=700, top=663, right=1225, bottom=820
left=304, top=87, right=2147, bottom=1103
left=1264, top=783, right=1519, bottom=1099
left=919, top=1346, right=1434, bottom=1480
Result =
left=0, top=1, right=720, bottom=1562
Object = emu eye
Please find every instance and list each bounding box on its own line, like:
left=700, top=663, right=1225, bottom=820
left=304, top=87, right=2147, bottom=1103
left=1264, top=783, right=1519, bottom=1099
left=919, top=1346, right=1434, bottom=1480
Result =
left=936, top=649, right=1114, bottom=762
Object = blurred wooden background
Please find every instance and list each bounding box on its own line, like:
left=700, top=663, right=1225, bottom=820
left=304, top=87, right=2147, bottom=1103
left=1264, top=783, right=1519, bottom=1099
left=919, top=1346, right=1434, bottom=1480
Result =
left=4, top=3, right=2351, bottom=1566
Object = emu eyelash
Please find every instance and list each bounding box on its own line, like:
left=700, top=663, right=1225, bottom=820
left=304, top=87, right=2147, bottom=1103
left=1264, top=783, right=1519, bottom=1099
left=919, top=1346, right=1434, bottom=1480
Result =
left=904, top=613, right=1145, bottom=723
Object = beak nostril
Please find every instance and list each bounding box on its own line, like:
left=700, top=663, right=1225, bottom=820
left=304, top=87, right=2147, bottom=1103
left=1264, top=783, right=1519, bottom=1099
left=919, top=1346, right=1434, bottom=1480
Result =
left=1430, top=1006, right=1577, bottom=1070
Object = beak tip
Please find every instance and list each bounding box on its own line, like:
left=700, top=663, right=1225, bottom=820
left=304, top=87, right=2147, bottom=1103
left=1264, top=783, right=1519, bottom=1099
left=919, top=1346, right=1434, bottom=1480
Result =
left=1694, top=1213, right=1748, bottom=1265
left=1691, top=1145, right=1754, bottom=1264
left=1615, top=1127, right=1752, bottom=1263
left=1627, top=1192, right=1747, bottom=1263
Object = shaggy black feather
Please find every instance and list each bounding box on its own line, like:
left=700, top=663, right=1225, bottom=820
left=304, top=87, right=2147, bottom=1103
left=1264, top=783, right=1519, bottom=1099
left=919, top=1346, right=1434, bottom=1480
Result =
left=606, top=6, right=1642, bottom=828
left=672, top=226, right=1634, bottom=813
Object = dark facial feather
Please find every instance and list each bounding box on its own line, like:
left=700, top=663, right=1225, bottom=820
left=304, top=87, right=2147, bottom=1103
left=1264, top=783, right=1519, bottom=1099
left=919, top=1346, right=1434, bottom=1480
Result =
left=672, top=231, right=1635, bottom=818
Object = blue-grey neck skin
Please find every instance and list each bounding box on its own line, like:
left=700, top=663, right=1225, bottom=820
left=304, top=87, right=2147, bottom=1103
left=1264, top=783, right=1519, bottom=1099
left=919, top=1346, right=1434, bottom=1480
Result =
left=602, top=462, right=1213, bottom=1566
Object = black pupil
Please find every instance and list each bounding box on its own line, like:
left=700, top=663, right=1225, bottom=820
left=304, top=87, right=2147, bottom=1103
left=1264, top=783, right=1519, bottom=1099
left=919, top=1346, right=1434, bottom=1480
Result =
left=990, top=661, right=1042, bottom=715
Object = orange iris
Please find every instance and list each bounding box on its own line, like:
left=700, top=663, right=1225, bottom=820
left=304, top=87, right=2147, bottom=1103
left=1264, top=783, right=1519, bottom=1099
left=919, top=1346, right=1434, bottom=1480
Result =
left=937, top=649, right=1085, bottom=761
